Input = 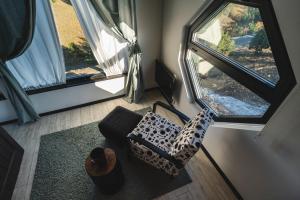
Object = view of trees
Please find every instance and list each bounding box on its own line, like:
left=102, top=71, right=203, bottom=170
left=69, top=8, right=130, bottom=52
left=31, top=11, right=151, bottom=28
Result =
left=50, top=0, right=99, bottom=79
left=194, top=3, right=279, bottom=83
left=217, top=32, right=235, bottom=55
left=249, top=29, right=270, bottom=53
left=218, top=4, right=270, bottom=55
left=190, top=3, right=279, bottom=116
left=222, top=5, right=261, bottom=36
left=62, top=38, right=97, bottom=68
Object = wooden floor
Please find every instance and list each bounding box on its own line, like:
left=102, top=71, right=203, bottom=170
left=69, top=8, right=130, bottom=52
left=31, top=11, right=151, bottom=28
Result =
left=4, top=90, right=236, bottom=200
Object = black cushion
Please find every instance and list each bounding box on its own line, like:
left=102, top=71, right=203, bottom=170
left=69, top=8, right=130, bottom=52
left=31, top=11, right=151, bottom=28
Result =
left=98, top=106, right=143, bottom=144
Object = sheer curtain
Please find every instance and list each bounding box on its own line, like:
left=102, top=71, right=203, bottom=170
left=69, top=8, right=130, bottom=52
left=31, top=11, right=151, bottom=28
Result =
left=6, top=0, right=66, bottom=90
left=90, top=0, right=144, bottom=103
left=71, top=0, right=129, bottom=76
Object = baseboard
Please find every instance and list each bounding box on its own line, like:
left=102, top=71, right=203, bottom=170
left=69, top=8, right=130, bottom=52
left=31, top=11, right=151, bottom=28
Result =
left=200, top=145, right=243, bottom=200
left=0, top=87, right=158, bottom=126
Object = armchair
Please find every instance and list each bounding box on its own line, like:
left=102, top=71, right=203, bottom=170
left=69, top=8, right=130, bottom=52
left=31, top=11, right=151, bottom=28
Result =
left=127, top=101, right=214, bottom=176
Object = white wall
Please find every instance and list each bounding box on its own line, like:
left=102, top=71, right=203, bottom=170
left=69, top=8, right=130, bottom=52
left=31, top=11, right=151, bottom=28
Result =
left=161, top=0, right=300, bottom=199
left=0, top=77, right=125, bottom=123
left=0, top=0, right=163, bottom=123
left=136, top=0, right=162, bottom=89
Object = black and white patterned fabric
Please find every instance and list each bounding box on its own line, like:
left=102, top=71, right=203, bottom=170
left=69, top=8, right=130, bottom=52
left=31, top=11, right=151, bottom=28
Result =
left=129, top=112, right=182, bottom=152
left=169, top=107, right=214, bottom=165
left=129, top=141, right=180, bottom=175
left=128, top=108, right=214, bottom=176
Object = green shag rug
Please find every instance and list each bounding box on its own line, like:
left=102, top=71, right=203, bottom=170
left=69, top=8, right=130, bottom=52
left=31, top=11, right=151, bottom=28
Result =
left=30, top=108, right=192, bottom=200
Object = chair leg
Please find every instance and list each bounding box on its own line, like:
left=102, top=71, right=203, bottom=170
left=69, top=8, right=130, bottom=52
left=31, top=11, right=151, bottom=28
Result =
left=127, top=146, right=132, bottom=161
left=127, top=152, right=131, bottom=161
left=125, top=138, right=132, bottom=161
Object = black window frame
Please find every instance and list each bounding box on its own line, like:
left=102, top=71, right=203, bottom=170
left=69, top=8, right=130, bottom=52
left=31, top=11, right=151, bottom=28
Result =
left=0, top=92, right=4, bottom=101
left=184, top=0, right=296, bottom=124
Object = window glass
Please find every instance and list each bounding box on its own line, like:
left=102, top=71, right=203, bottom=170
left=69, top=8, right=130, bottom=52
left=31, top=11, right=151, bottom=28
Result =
left=193, top=3, right=279, bottom=84
left=187, top=50, right=270, bottom=117
left=50, top=0, right=101, bottom=79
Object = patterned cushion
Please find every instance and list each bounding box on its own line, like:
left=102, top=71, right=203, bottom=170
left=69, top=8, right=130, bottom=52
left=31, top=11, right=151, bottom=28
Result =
left=129, top=142, right=180, bottom=176
left=128, top=111, right=182, bottom=152
left=170, top=107, right=214, bottom=165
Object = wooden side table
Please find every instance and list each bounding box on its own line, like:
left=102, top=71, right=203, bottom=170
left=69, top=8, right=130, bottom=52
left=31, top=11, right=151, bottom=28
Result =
left=85, top=148, right=124, bottom=194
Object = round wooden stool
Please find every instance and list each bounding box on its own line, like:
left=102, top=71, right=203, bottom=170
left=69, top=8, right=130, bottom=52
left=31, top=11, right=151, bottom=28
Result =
left=85, top=148, right=124, bottom=194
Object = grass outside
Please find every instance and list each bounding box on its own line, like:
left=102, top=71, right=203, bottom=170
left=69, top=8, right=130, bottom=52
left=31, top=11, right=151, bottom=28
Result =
left=51, top=0, right=100, bottom=78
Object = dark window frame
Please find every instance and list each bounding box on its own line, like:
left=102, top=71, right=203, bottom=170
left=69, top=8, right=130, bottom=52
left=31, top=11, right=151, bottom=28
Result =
left=184, top=0, right=296, bottom=124
left=0, top=93, right=4, bottom=101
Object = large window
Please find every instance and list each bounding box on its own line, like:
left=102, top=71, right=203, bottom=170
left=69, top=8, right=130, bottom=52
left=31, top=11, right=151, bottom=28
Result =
left=50, top=0, right=102, bottom=80
left=0, top=0, right=121, bottom=101
left=184, top=0, right=296, bottom=123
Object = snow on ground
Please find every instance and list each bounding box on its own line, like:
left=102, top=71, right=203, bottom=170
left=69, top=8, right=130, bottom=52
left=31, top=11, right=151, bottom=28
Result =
left=208, top=93, right=268, bottom=116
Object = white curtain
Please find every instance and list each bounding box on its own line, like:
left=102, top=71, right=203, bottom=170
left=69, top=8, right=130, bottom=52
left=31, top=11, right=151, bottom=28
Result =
left=6, top=0, right=66, bottom=90
left=70, top=0, right=129, bottom=76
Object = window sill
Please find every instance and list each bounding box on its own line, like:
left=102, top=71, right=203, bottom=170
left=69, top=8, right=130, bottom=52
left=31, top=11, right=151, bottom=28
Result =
left=211, top=122, right=264, bottom=132
left=0, top=73, right=127, bottom=101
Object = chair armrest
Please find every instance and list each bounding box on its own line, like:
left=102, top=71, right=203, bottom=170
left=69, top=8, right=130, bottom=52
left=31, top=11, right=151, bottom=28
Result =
left=127, top=134, right=184, bottom=169
left=152, top=101, right=190, bottom=124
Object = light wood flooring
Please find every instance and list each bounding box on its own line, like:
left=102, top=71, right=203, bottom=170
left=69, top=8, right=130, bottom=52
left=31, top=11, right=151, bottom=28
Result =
left=3, top=90, right=237, bottom=200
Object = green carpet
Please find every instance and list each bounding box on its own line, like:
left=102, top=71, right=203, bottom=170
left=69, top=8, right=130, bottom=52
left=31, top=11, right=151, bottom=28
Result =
left=30, top=108, right=192, bottom=200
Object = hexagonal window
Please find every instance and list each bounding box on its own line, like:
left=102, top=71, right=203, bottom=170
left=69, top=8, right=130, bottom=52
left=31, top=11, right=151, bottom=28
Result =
left=184, top=0, right=296, bottom=123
